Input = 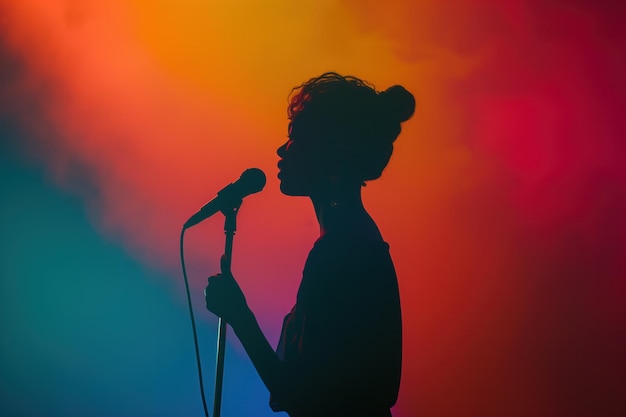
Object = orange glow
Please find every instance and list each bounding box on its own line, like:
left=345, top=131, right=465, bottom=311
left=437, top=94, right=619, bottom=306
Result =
left=2, top=1, right=625, bottom=416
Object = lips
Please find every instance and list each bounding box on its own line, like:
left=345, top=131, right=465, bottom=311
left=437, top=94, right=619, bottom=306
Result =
left=277, top=160, right=284, bottom=178
left=278, top=160, right=287, bottom=173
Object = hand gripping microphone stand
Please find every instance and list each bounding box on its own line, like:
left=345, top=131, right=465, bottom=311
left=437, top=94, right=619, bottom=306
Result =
left=182, top=168, right=265, bottom=417
left=213, top=200, right=240, bottom=417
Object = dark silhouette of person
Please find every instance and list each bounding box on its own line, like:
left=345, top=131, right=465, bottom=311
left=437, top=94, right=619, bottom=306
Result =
left=205, top=72, right=415, bottom=417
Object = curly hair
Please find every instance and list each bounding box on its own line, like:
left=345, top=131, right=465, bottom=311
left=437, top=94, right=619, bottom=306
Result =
left=287, top=72, right=415, bottom=182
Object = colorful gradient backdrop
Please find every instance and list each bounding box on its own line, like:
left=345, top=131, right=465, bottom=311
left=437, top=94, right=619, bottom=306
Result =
left=1, top=1, right=625, bottom=416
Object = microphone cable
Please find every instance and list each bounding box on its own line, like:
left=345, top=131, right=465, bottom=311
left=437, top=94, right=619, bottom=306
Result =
left=179, top=226, right=210, bottom=417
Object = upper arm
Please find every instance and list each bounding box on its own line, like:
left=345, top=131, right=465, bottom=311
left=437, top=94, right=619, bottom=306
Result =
left=288, top=248, right=402, bottom=409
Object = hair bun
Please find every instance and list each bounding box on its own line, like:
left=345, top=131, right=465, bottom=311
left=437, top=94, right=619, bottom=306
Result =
left=380, top=85, right=415, bottom=123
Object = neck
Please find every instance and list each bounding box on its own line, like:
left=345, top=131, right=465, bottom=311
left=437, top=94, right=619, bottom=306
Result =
left=310, top=182, right=373, bottom=238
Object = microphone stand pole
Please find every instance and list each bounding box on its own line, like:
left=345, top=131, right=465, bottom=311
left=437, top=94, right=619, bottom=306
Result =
left=213, top=201, right=241, bottom=417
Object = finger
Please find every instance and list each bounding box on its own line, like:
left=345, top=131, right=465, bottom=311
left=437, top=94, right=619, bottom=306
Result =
left=208, top=274, right=222, bottom=283
left=221, top=254, right=231, bottom=275
left=204, top=282, right=215, bottom=297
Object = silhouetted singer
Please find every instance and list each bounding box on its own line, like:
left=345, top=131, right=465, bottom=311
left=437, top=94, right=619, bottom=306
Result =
left=204, top=72, right=415, bottom=416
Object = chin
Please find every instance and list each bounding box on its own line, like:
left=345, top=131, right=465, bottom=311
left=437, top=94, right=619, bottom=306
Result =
left=279, top=180, right=310, bottom=197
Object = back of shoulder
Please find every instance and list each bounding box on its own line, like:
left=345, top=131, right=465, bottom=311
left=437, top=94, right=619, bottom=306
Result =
left=313, top=234, right=395, bottom=282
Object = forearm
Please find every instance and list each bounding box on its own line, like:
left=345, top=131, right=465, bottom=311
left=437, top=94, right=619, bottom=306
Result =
left=230, top=307, right=286, bottom=396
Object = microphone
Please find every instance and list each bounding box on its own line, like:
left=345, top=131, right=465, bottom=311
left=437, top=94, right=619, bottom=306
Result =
left=184, top=168, right=266, bottom=229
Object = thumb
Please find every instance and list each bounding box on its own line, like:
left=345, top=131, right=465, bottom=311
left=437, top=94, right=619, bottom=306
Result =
left=221, top=254, right=231, bottom=275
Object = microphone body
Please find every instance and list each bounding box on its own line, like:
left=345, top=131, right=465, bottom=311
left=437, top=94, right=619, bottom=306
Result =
left=184, top=168, right=266, bottom=229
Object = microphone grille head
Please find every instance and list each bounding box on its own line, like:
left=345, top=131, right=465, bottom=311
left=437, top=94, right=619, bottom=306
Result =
left=241, top=168, right=267, bottom=194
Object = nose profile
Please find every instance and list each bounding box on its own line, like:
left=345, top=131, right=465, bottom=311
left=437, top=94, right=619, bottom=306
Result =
left=277, top=141, right=288, bottom=158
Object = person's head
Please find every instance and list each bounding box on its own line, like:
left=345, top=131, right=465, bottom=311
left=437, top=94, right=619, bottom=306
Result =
left=277, top=72, right=415, bottom=197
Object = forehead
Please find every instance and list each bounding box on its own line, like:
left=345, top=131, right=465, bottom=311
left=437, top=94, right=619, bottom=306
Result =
left=287, top=116, right=312, bottom=140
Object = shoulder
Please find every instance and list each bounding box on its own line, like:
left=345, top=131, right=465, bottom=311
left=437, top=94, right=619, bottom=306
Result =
left=304, top=233, right=396, bottom=292
left=309, top=233, right=390, bottom=265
